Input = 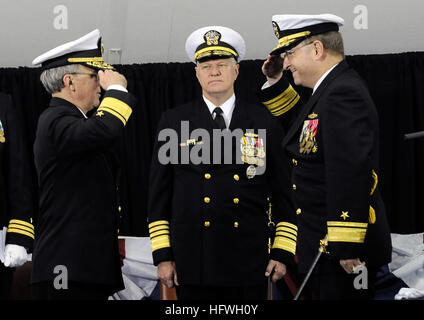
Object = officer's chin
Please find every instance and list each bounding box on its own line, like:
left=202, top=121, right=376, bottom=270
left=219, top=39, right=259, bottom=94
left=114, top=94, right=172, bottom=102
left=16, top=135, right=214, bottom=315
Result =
left=92, top=98, right=101, bottom=109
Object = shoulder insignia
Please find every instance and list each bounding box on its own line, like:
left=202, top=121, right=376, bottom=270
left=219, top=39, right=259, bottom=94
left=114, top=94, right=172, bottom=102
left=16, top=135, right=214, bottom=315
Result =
left=340, top=211, right=350, bottom=220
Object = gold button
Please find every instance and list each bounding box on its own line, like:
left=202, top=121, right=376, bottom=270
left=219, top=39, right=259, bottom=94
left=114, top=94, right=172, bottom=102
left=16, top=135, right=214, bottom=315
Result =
left=204, top=197, right=210, bottom=204
left=233, top=198, right=240, bottom=204
left=118, top=206, right=122, bottom=212
left=233, top=174, right=240, bottom=181
left=292, top=184, right=297, bottom=191
left=234, top=222, right=239, bottom=228
left=204, top=221, right=210, bottom=227
left=205, top=173, right=211, bottom=180
left=296, top=208, right=302, bottom=215
left=292, top=159, right=298, bottom=166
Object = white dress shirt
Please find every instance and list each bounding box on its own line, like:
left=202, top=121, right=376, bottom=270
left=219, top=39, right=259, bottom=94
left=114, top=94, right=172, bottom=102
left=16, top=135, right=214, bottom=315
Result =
left=203, top=94, right=236, bottom=129
left=312, top=63, right=339, bottom=94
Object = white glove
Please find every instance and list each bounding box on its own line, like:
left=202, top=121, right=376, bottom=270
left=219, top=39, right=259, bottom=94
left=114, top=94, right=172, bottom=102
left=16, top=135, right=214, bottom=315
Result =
left=3, top=244, right=28, bottom=268
left=395, top=287, right=424, bottom=300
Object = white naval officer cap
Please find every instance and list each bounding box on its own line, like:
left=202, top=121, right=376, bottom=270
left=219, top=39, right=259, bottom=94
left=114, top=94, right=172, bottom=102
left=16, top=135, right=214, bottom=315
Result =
left=270, top=14, right=344, bottom=55
left=185, top=26, right=246, bottom=63
left=32, top=29, right=114, bottom=70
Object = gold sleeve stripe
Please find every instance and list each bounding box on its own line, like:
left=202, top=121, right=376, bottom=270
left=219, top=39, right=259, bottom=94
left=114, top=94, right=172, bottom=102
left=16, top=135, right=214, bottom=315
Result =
left=265, top=91, right=298, bottom=112
left=7, top=228, right=35, bottom=239
left=263, top=84, right=298, bottom=109
left=148, top=220, right=169, bottom=228
left=99, top=107, right=126, bottom=125
left=149, top=225, right=170, bottom=234
left=275, top=232, right=297, bottom=242
left=272, top=237, right=296, bottom=255
left=8, top=224, right=34, bottom=235
left=149, top=220, right=171, bottom=252
left=150, top=230, right=170, bottom=239
left=276, top=222, right=298, bottom=231
left=151, top=236, right=171, bottom=252
left=328, top=227, right=367, bottom=243
left=152, top=243, right=171, bottom=252
left=276, top=226, right=297, bottom=236
left=8, top=219, right=34, bottom=230
left=151, top=235, right=170, bottom=246
left=271, top=94, right=300, bottom=116
left=327, top=221, right=368, bottom=228
left=98, top=97, right=132, bottom=126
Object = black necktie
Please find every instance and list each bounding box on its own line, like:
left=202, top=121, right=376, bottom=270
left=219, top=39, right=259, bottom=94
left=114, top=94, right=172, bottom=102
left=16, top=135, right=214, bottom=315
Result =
left=213, top=107, right=226, bottom=130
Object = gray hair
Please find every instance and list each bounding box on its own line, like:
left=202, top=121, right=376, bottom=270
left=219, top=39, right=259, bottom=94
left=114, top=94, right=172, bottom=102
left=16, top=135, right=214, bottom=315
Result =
left=40, top=64, right=82, bottom=94
left=310, top=31, right=345, bottom=58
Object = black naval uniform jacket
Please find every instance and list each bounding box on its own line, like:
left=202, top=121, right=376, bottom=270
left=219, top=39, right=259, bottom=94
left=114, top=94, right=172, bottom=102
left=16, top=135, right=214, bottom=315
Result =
left=260, top=60, right=392, bottom=274
left=148, top=98, right=298, bottom=287
left=32, top=90, right=134, bottom=293
left=0, top=93, right=34, bottom=250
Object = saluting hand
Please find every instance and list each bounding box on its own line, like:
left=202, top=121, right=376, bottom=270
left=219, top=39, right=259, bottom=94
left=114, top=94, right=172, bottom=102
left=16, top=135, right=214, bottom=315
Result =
left=98, top=70, right=128, bottom=90
left=262, top=55, right=284, bottom=85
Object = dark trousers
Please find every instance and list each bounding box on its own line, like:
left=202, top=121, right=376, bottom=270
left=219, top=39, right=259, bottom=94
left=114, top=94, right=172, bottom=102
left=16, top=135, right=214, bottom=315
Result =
left=176, top=282, right=268, bottom=300
left=31, top=281, right=112, bottom=300
left=304, top=256, right=377, bottom=300
left=0, top=264, right=13, bottom=300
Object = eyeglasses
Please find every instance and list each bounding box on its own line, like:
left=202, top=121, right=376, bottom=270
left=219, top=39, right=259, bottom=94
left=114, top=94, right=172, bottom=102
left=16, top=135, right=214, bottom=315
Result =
left=281, top=41, right=314, bottom=60
left=68, top=72, right=99, bottom=81
left=198, top=62, right=233, bottom=72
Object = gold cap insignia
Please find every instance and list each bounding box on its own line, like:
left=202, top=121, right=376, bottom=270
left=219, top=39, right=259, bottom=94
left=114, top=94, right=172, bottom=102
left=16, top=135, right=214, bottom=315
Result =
left=204, top=30, right=221, bottom=46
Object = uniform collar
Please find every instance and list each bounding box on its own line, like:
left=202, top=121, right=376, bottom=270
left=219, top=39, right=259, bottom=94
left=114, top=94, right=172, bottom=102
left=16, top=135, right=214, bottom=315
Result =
left=202, top=94, right=236, bottom=128
left=49, top=97, right=88, bottom=118
left=312, top=62, right=339, bottom=94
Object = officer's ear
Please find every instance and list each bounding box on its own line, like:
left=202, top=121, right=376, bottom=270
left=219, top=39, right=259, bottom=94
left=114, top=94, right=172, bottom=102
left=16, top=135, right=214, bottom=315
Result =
left=63, top=74, right=74, bottom=90
left=234, top=62, right=240, bottom=78
left=312, top=40, right=325, bottom=60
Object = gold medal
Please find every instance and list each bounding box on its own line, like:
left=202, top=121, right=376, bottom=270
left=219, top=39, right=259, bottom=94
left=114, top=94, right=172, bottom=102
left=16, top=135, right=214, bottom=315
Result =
left=247, top=148, right=255, bottom=157
left=257, top=148, right=265, bottom=158
left=305, top=140, right=313, bottom=150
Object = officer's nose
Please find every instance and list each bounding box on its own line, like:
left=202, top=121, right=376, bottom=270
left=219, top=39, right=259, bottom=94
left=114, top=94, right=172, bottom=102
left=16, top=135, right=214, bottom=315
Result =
left=210, top=65, right=221, bottom=76
left=282, top=55, right=290, bottom=71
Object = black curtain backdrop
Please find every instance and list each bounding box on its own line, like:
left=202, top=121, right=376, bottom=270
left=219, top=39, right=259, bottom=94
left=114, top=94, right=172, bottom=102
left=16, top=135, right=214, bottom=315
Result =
left=1, top=52, right=423, bottom=237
